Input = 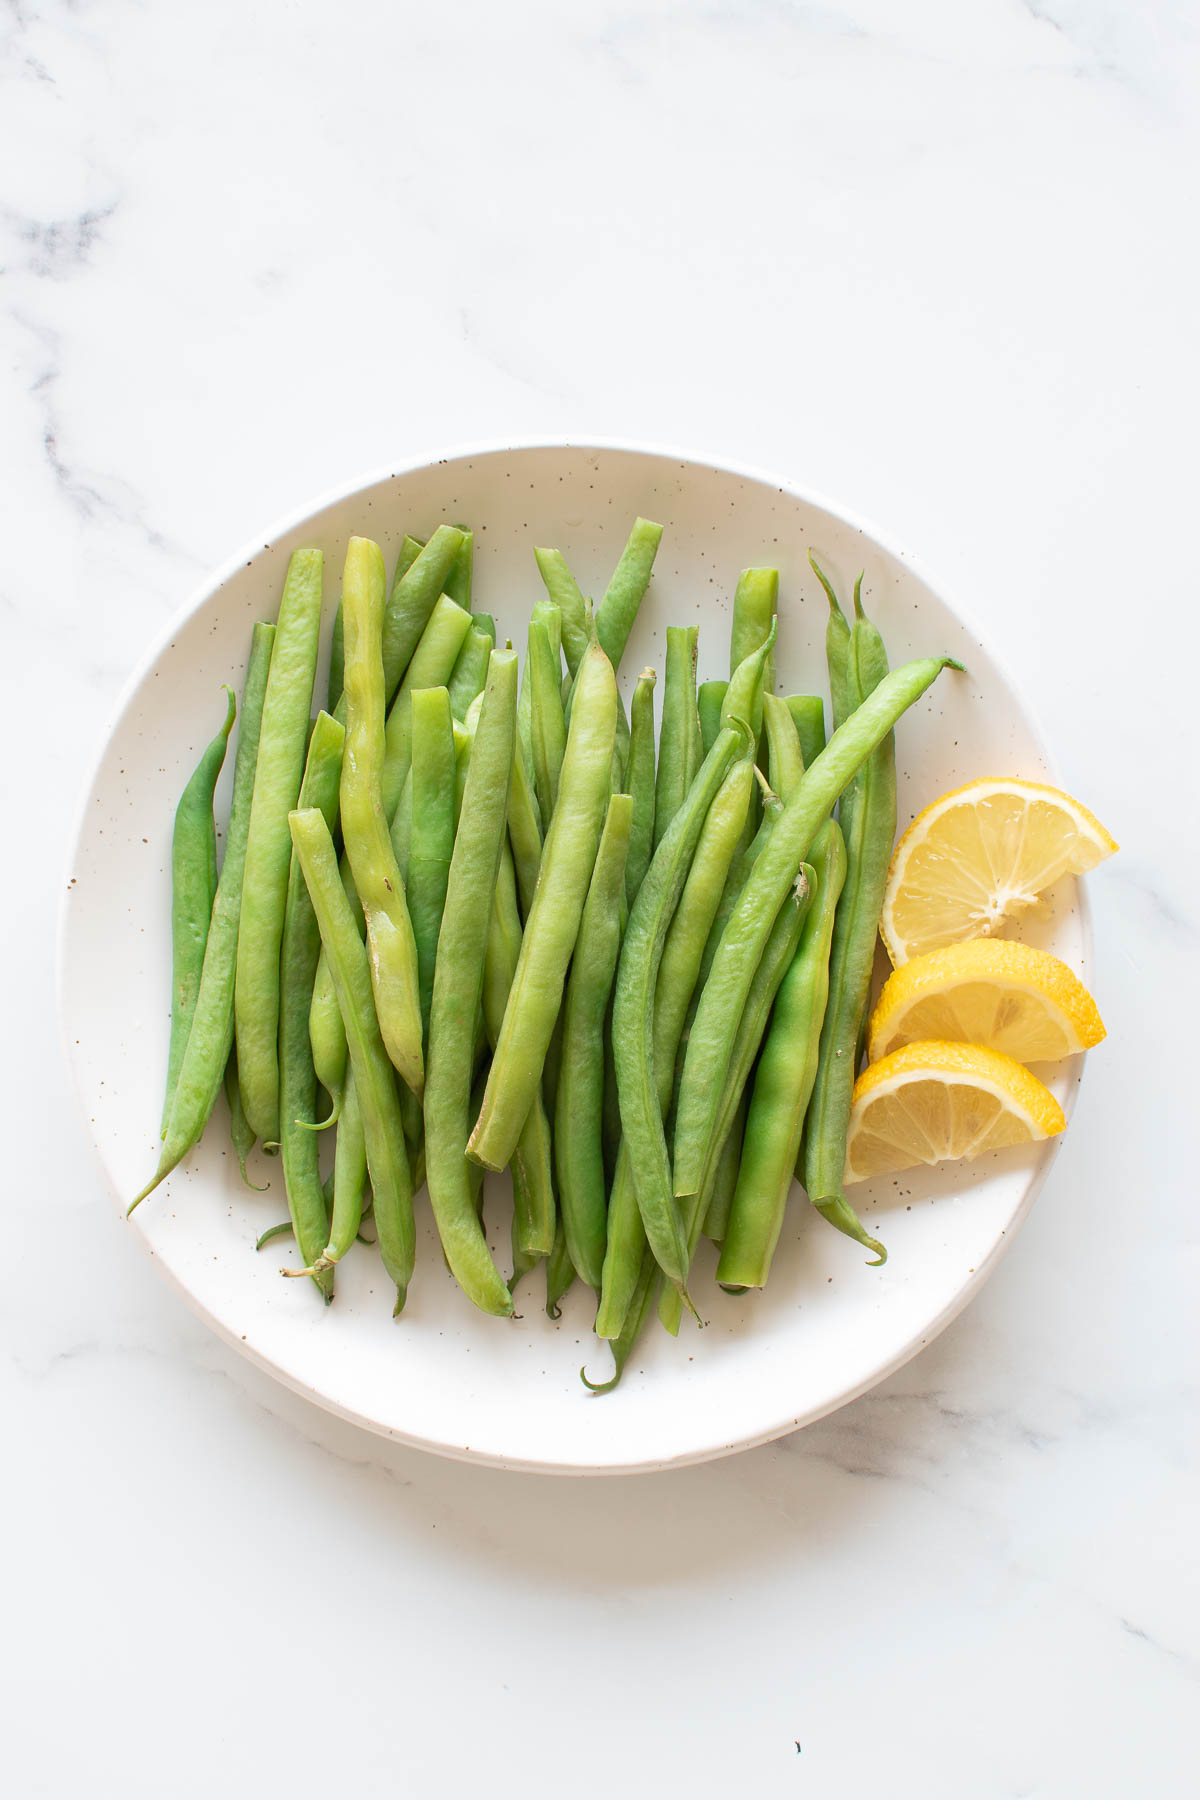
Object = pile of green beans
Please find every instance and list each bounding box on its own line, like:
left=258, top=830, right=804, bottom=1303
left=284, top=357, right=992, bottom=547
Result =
left=137, top=516, right=960, bottom=1391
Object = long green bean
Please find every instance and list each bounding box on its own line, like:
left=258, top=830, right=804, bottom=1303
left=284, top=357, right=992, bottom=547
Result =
left=624, top=667, right=656, bottom=907
left=533, top=545, right=591, bottom=677
left=555, top=793, right=632, bottom=1289
left=277, top=709, right=345, bottom=1300
left=697, top=680, right=728, bottom=758
left=339, top=537, right=425, bottom=1099
left=654, top=624, right=700, bottom=849
left=426, top=649, right=519, bottom=1314
left=469, top=636, right=618, bottom=1173
left=719, top=817, right=846, bottom=1289
left=407, top=686, right=456, bottom=1039
left=288, top=808, right=414, bottom=1310
left=132, top=622, right=275, bottom=1209
left=235, top=549, right=324, bottom=1142
left=802, top=578, right=896, bottom=1261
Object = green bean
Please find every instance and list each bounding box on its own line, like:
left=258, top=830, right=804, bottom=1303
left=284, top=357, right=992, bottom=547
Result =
left=276, top=709, right=345, bottom=1299
left=508, top=1196, right=542, bottom=1297
left=583, top=1248, right=660, bottom=1393
left=810, top=552, right=856, bottom=732
left=339, top=538, right=425, bottom=1099
left=444, top=528, right=473, bottom=606
left=163, top=686, right=236, bottom=1132
left=223, top=1048, right=265, bottom=1189
left=517, top=599, right=561, bottom=791
left=235, top=550, right=324, bottom=1142
left=660, top=871, right=813, bottom=1332
left=389, top=765, right=414, bottom=879
left=381, top=593, right=473, bottom=819
left=654, top=624, right=700, bottom=849
left=323, top=1067, right=367, bottom=1267
left=595, top=752, right=754, bottom=1338
left=596, top=516, right=662, bottom=673
left=730, top=566, right=779, bottom=686
left=507, top=742, right=544, bottom=917
left=672, top=654, right=962, bottom=1198
left=719, top=818, right=846, bottom=1289
left=133, top=623, right=275, bottom=1209
left=379, top=525, right=466, bottom=706
left=702, top=1094, right=744, bottom=1244
left=762, top=692, right=804, bottom=801
left=426, top=650, right=519, bottom=1315
left=327, top=606, right=345, bottom=717
left=328, top=533, right=425, bottom=716
left=469, top=636, right=618, bottom=1173
left=472, top=611, right=496, bottom=645
left=483, top=845, right=557, bottom=1258
left=721, top=616, right=777, bottom=743
left=309, top=953, right=347, bottom=1120
left=802, top=580, right=896, bottom=1262
left=612, top=722, right=748, bottom=1297
left=545, top=1216, right=575, bottom=1319
left=697, top=680, right=728, bottom=757
left=624, top=667, right=656, bottom=908
left=785, top=695, right=826, bottom=770
left=533, top=546, right=591, bottom=677
left=447, top=626, right=493, bottom=721
left=555, top=793, right=632, bottom=1289
left=288, top=807, right=414, bottom=1311
left=529, top=611, right=567, bottom=825
left=408, top=686, right=456, bottom=1039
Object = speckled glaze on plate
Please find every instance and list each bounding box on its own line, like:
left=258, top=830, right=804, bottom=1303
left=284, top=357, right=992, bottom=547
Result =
left=58, top=442, right=1090, bottom=1474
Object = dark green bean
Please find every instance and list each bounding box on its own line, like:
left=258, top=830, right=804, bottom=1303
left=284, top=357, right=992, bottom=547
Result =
left=236, top=550, right=324, bottom=1142
left=660, top=871, right=812, bottom=1332
left=288, top=806, right=415, bottom=1311
left=426, top=650, right=519, bottom=1314
left=672, top=654, right=962, bottom=1198
left=469, top=637, right=618, bottom=1173
left=594, top=751, right=754, bottom=1339
left=595, top=516, right=662, bottom=672
left=408, top=686, right=456, bottom=1039
left=612, top=723, right=748, bottom=1297
left=802, top=579, right=896, bottom=1262
left=555, top=793, right=632, bottom=1289
left=276, top=709, right=345, bottom=1299
left=472, top=611, right=496, bottom=645
left=624, top=667, right=656, bottom=908
left=719, top=817, right=846, bottom=1289
left=697, top=680, right=728, bottom=757
left=163, top=686, right=236, bottom=1132
left=133, top=622, right=275, bottom=1209
left=654, top=624, right=700, bottom=849
left=507, top=743, right=544, bottom=918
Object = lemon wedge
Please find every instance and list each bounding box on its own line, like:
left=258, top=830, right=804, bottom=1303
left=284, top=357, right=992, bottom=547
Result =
left=879, top=777, right=1118, bottom=965
left=843, top=1040, right=1066, bottom=1184
left=867, top=939, right=1106, bottom=1064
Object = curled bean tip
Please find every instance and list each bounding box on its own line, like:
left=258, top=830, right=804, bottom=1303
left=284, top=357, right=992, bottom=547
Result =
left=580, top=1356, right=620, bottom=1394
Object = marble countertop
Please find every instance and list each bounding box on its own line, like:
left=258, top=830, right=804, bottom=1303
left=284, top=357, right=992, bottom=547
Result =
left=5, top=2, right=1196, bottom=1793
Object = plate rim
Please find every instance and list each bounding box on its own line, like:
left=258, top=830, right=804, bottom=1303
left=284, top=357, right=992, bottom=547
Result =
left=57, top=436, right=1092, bottom=1475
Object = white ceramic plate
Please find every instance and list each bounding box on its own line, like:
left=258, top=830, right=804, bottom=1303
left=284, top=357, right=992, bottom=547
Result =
left=60, top=442, right=1089, bottom=1474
